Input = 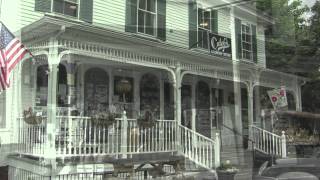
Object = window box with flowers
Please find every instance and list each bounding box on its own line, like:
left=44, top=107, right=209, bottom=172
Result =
left=91, top=105, right=120, bottom=128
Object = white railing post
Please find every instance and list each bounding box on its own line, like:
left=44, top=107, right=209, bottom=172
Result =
left=281, top=131, right=287, bottom=158
left=121, top=111, right=128, bottom=158
left=214, top=133, right=220, bottom=168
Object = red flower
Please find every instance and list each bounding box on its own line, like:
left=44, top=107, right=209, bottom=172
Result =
left=272, top=96, right=278, bottom=102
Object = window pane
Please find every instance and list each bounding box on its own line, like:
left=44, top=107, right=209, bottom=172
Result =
left=246, top=35, right=251, bottom=42
left=64, top=2, right=78, bottom=17
left=147, top=0, right=156, bottom=12
left=146, top=13, right=155, bottom=35
left=138, top=11, right=145, bottom=33
left=53, top=0, right=63, bottom=13
left=204, top=11, right=210, bottom=30
left=139, top=0, right=146, bottom=10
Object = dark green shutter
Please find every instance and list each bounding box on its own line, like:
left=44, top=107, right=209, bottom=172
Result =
left=235, top=18, right=242, bottom=59
left=125, top=0, right=138, bottom=33
left=189, top=1, right=197, bottom=48
left=211, top=10, right=218, bottom=34
left=80, top=0, right=93, bottom=23
left=251, top=24, right=257, bottom=63
left=35, top=0, right=51, bottom=12
left=157, top=0, right=166, bottom=41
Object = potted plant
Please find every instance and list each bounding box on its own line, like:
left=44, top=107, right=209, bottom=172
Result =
left=23, top=107, right=43, bottom=125
left=91, top=105, right=120, bottom=128
left=217, top=160, right=239, bottom=180
left=137, top=109, right=156, bottom=128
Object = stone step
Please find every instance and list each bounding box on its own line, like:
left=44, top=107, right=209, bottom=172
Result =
left=221, top=150, right=254, bottom=167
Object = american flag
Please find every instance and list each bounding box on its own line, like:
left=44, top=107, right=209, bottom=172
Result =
left=0, top=22, right=30, bottom=92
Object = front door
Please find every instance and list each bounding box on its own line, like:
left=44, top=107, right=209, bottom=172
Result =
left=211, top=88, right=224, bottom=139
left=196, top=81, right=211, bottom=138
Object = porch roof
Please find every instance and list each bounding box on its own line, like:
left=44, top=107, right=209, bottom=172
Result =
left=20, top=14, right=306, bottom=88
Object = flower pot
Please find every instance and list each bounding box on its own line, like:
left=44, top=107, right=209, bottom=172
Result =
left=217, top=170, right=237, bottom=180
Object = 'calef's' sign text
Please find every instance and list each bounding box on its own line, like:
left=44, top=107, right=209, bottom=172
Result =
left=209, top=33, right=232, bottom=58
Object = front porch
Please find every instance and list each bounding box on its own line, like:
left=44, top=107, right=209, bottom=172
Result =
left=6, top=16, right=306, bottom=179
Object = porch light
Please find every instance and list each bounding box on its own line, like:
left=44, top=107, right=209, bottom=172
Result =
left=116, top=78, right=132, bottom=94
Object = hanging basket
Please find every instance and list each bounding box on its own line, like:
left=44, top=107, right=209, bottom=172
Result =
left=91, top=113, right=118, bottom=128
left=137, top=110, right=156, bottom=128
left=23, top=108, right=43, bottom=125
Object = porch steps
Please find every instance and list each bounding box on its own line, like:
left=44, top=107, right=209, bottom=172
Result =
left=221, top=146, right=254, bottom=180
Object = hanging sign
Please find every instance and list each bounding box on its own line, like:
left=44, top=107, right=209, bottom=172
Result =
left=209, top=33, right=232, bottom=58
left=267, top=86, right=288, bottom=110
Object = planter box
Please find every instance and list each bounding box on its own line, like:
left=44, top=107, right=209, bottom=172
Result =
left=217, top=171, right=237, bottom=180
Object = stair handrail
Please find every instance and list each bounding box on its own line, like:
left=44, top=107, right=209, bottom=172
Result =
left=177, top=124, right=220, bottom=169
left=250, top=125, right=286, bottom=158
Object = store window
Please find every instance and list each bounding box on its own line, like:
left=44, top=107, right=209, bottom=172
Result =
left=36, top=65, right=49, bottom=106
left=84, top=68, right=109, bottom=115
left=140, top=73, right=160, bottom=118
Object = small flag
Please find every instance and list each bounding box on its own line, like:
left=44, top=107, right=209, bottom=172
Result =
left=0, top=22, right=31, bottom=92
left=267, top=86, right=288, bottom=110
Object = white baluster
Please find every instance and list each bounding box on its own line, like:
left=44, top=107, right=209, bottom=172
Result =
left=281, top=131, right=287, bottom=158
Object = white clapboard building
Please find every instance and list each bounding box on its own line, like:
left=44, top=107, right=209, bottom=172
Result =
left=0, top=0, right=306, bottom=179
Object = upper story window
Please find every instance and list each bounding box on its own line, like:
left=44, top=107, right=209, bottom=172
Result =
left=138, top=0, right=157, bottom=36
left=35, top=0, right=93, bottom=23
left=241, top=23, right=253, bottom=60
left=53, top=0, right=78, bottom=17
left=126, top=0, right=166, bottom=41
left=235, top=18, right=257, bottom=62
left=188, top=3, right=217, bottom=50
left=197, top=8, right=212, bottom=49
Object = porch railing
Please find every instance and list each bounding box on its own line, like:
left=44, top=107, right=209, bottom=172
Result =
left=251, top=125, right=286, bottom=158
left=178, top=125, right=220, bottom=169
left=16, top=115, right=177, bottom=158
left=16, top=114, right=221, bottom=169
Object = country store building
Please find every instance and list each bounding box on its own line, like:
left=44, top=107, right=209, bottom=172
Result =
left=0, top=0, right=307, bottom=179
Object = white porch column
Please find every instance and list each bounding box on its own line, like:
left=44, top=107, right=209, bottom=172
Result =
left=295, top=82, right=302, bottom=111
left=191, top=78, right=196, bottom=132
left=247, top=82, right=254, bottom=149
left=174, top=64, right=182, bottom=125
left=231, top=6, right=242, bottom=144
left=45, top=38, right=59, bottom=169
left=160, top=77, right=164, bottom=120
